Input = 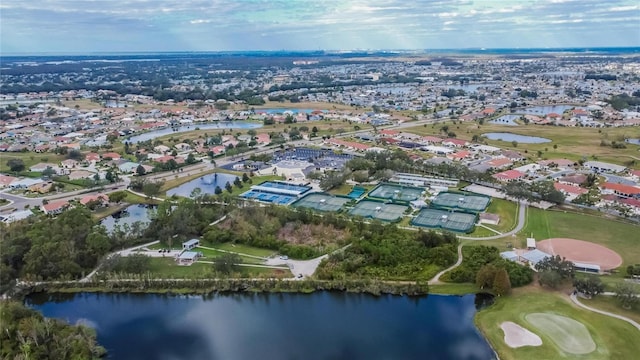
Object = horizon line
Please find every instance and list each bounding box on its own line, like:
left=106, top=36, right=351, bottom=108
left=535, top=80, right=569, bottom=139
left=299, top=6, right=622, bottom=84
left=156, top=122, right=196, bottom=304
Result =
left=2, top=46, right=640, bottom=57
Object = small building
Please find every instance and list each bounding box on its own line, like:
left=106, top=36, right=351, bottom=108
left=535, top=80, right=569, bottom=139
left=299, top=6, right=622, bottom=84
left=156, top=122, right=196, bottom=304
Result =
left=182, top=239, right=200, bottom=251
left=500, top=251, right=519, bottom=262
left=479, top=213, right=500, bottom=225
left=574, top=262, right=600, bottom=274
left=519, top=249, right=551, bottom=267
left=526, top=238, right=536, bottom=250
left=584, top=161, right=626, bottom=174
left=176, top=251, right=201, bottom=266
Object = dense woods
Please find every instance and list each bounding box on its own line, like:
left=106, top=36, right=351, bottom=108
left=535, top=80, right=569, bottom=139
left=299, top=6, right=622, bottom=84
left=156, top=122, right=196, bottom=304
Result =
left=446, top=246, right=533, bottom=289
left=0, top=301, right=106, bottom=359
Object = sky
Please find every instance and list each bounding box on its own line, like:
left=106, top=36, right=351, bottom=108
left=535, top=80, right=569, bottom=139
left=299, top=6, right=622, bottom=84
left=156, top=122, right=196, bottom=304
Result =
left=1, top=0, right=639, bottom=54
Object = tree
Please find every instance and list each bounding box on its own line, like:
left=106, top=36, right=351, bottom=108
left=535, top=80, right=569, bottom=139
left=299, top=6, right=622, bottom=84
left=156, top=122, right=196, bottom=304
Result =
left=142, top=181, right=164, bottom=199
left=492, top=268, right=512, bottom=296
left=538, top=270, right=563, bottom=288
left=476, top=264, right=498, bottom=290
left=186, top=153, right=197, bottom=164
left=136, top=164, right=146, bottom=176
left=242, top=173, right=250, bottom=183
left=573, top=276, right=604, bottom=298
left=7, top=158, right=25, bottom=172
left=225, top=181, right=233, bottom=193
left=67, top=149, right=84, bottom=161
left=233, top=177, right=243, bottom=188
left=42, top=166, right=56, bottom=178
left=615, top=283, right=639, bottom=309
left=213, top=253, right=242, bottom=274
left=214, top=186, right=223, bottom=195
left=108, top=191, right=127, bottom=204
left=535, top=255, right=575, bottom=279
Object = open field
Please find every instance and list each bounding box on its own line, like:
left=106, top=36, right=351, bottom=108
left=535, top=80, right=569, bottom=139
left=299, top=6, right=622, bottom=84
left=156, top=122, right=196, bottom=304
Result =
left=0, top=152, right=66, bottom=173
left=475, top=287, right=640, bottom=360
left=518, top=207, right=640, bottom=268
left=429, top=283, right=479, bottom=295
left=403, top=121, right=640, bottom=168
left=248, top=100, right=359, bottom=111
left=481, top=198, right=518, bottom=234
left=146, top=257, right=281, bottom=278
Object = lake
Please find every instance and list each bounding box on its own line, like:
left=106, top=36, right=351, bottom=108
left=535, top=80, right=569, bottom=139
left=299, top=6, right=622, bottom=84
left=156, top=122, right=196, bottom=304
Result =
left=483, top=132, right=551, bottom=144
left=625, top=138, right=640, bottom=145
left=26, top=292, right=495, bottom=360
left=126, top=121, right=263, bottom=143
left=100, top=204, right=155, bottom=232
left=255, top=108, right=324, bottom=114
left=517, top=105, right=580, bottom=116
left=166, top=172, right=239, bottom=197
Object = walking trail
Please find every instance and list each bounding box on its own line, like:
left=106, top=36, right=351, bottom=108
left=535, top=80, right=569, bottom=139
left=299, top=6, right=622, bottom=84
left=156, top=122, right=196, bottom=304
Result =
left=570, top=293, right=640, bottom=332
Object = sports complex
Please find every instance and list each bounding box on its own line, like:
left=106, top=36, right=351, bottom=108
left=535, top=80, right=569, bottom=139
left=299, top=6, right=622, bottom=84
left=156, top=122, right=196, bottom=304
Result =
left=240, top=181, right=312, bottom=205
left=348, top=200, right=408, bottom=222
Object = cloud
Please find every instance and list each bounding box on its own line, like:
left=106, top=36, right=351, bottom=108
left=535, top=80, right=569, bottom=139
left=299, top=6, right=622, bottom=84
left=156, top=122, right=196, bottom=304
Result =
left=1, top=0, right=638, bottom=52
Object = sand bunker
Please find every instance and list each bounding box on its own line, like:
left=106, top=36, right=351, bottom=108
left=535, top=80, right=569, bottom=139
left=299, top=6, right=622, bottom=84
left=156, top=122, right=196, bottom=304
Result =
left=500, top=322, right=542, bottom=348
left=537, top=238, right=622, bottom=271
left=525, top=313, right=596, bottom=354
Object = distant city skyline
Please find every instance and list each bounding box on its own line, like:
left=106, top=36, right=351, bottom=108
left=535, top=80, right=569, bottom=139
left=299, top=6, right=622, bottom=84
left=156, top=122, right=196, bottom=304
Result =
left=1, top=0, right=639, bottom=54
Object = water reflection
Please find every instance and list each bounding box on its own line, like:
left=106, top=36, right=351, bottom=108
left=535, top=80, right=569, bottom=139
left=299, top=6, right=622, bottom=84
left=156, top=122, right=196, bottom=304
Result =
left=27, top=292, right=495, bottom=360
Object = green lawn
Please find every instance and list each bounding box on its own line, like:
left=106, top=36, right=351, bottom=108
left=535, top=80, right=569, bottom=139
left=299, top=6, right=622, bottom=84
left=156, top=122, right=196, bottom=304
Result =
left=483, top=199, right=518, bottom=233
left=195, top=247, right=265, bottom=265
left=147, top=257, right=214, bottom=278
left=519, top=207, right=640, bottom=268
left=429, top=283, right=479, bottom=295
left=0, top=152, right=66, bottom=173
left=581, top=295, right=640, bottom=324
left=476, top=287, right=640, bottom=360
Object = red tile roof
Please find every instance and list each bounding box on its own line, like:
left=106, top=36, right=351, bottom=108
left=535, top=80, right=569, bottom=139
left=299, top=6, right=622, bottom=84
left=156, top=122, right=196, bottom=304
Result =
left=493, top=169, right=526, bottom=181
left=554, top=182, right=588, bottom=195
left=602, top=182, right=640, bottom=195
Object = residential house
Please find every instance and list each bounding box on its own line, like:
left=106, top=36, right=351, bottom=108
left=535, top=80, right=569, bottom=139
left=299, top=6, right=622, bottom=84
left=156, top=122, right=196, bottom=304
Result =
left=79, top=194, right=109, bottom=206
left=60, top=159, right=79, bottom=169
left=601, top=182, right=640, bottom=199
left=101, top=152, right=122, bottom=161
left=485, top=157, right=512, bottom=169
left=0, top=174, right=17, bottom=188
left=492, top=169, right=526, bottom=182
left=442, top=138, right=468, bottom=148
left=41, top=200, right=70, bottom=215
left=584, top=161, right=626, bottom=174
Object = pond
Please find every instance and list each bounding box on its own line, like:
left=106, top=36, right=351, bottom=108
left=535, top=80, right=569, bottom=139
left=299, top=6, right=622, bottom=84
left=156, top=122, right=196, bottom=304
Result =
left=625, top=138, right=640, bottom=145
left=166, top=172, right=239, bottom=198
left=483, top=132, right=551, bottom=144
left=100, top=204, right=155, bottom=232
left=488, top=115, right=520, bottom=126
left=126, top=121, right=263, bottom=144
left=27, top=292, right=496, bottom=360
left=517, top=105, right=580, bottom=116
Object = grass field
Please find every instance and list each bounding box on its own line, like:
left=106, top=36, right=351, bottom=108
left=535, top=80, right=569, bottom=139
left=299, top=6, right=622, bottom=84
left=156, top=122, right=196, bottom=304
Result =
left=0, top=152, right=66, bottom=173
left=475, top=287, right=640, bottom=360
left=146, top=257, right=282, bottom=278
left=429, top=283, right=479, bottom=295
left=582, top=295, right=640, bottom=324
left=518, top=207, right=640, bottom=268
left=481, top=198, right=518, bottom=233
left=403, top=121, right=640, bottom=168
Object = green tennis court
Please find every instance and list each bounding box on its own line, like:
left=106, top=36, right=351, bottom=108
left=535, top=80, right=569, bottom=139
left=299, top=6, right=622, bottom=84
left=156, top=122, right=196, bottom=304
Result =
left=431, top=192, right=490, bottom=212
left=411, top=208, right=477, bottom=233
left=368, top=183, right=425, bottom=202
left=291, top=193, right=350, bottom=212
left=349, top=200, right=408, bottom=222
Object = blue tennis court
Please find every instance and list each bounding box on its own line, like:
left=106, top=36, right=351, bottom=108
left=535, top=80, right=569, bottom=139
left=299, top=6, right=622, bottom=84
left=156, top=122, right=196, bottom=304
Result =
left=252, top=181, right=312, bottom=196
left=346, top=186, right=367, bottom=199
left=241, top=190, right=297, bottom=205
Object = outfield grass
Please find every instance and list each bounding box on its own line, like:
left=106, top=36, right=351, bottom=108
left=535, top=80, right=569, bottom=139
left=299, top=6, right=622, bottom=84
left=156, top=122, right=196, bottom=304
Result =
left=519, top=207, right=640, bottom=268
left=403, top=121, right=640, bottom=168
left=475, top=287, right=640, bottom=360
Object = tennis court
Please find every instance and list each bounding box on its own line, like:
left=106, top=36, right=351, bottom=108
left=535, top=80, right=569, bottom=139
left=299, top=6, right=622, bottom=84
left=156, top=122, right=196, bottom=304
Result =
left=349, top=200, right=408, bottom=222
left=411, top=208, right=477, bottom=233
left=346, top=186, right=367, bottom=199
left=431, top=192, right=490, bottom=212
left=253, top=181, right=312, bottom=196
left=240, top=190, right=297, bottom=205
left=291, top=193, right=351, bottom=212
left=368, top=183, right=425, bottom=202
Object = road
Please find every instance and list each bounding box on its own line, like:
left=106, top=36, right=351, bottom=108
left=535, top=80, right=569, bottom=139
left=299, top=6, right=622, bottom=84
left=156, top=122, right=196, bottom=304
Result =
left=429, top=244, right=463, bottom=285
left=459, top=201, right=527, bottom=241
left=570, top=293, right=640, bottom=332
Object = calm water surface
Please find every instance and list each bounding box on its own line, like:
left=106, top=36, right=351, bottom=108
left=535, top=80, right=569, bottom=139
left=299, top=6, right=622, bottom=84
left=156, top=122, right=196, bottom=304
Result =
left=127, top=121, right=262, bottom=143
left=483, top=132, right=551, bottom=144
left=166, top=173, right=239, bottom=197
left=100, top=204, right=154, bottom=232
left=27, top=292, right=495, bottom=360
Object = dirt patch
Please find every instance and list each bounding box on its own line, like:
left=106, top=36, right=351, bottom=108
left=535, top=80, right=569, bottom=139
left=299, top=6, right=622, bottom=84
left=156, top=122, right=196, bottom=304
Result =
left=278, top=222, right=350, bottom=245
left=525, top=313, right=596, bottom=354
left=500, top=322, right=542, bottom=348
left=537, top=238, right=622, bottom=271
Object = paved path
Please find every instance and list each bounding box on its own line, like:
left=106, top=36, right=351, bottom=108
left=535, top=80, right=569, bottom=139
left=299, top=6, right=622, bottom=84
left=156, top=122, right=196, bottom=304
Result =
left=570, top=293, right=640, bottom=332
left=80, top=240, right=163, bottom=282
left=429, top=244, right=463, bottom=285
left=197, top=245, right=267, bottom=260
left=198, top=261, right=289, bottom=270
